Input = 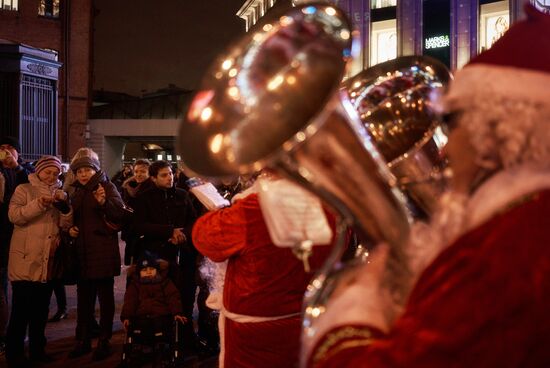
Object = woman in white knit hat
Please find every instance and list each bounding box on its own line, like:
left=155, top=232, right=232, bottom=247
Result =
left=5, top=155, right=72, bottom=367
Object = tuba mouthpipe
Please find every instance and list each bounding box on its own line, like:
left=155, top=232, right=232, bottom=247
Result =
left=279, top=94, right=410, bottom=248
left=398, top=167, right=453, bottom=187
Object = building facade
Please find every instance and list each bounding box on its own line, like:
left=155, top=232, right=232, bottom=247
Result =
left=0, top=0, right=93, bottom=161
left=237, top=0, right=548, bottom=74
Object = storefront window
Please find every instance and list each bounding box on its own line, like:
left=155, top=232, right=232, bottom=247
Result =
left=371, top=0, right=397, bottom=9
left=532, top=0, right=550, bottom=13
left=370, top=19, right=397, bottom=66
left=479, top=0, right=509, bottom=52
left=1, top=0, right=18, bottom=11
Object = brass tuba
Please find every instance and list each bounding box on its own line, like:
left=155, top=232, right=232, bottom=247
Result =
left=344, top=57, right=452, bottom=217
left=179, top=1, right=409, bottom=252
left=178, top=2, right=412, bottom=364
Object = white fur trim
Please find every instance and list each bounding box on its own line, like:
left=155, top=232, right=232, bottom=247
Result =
left=407, top=165, right=550, bottom=284
left=302, top=247, right=392, bottom=363
left=445, top=66, right=550, bottom=171
left=466, top=165, right=550, bottom=230
left=200, top=259, right=227, bottom=368
left=222, top=308, right=300, bottom=323
left=218, top=312, right=226, bottom=368
left=201, top=259, right=227, bottom=310
left=447, top=64, right=550, bottom=105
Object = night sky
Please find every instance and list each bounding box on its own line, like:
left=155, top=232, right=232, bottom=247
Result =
left=93, top=0, right=247, bottom=96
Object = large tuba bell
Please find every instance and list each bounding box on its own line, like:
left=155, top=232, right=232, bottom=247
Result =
left=344, top=57, right=452, bottom=217
left=179, top=1, right=409, bottom=250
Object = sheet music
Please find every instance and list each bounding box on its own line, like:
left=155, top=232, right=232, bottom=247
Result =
left=258, top=178, right=332, bottom=247
left=190, top=183, right=230, bottom=211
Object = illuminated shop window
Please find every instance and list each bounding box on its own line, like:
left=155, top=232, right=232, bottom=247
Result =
left=371, top=0, right=397, bottom=9
left=532, top=0, right=550, bottom=13
left=38, top=0, right=60, bottom=18
left=1, top=0, right=18, bottom=11
left=370, top=19, right=397, bottom=66
left=238, top=0, right=276, bottom=31
left=479, top=0, right=509, bottom=52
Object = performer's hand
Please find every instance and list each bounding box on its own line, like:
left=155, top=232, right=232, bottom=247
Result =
left=69, top=226, right=79, bottom=238
left=174, top=315, right=187, bottom=324
left=123, top=319, right=130, bottom=331
left=169, top=228, right=186, bottom=244
left=93, top=184, right=106, bottom=205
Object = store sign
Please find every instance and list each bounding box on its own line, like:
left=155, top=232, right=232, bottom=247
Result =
left=425, top=35, right=450, bottom=49
left=423, top=0, right=450, bottom=67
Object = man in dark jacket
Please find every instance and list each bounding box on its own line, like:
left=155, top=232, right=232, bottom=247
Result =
left=133, top=160, right=199, bottom=352
left=0, top=136, right=33, bottom=355
left=121, top=159, right=155, bottom=266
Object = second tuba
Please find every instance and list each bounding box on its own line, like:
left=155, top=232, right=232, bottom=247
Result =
left=344, top=56, right=452, bottom=217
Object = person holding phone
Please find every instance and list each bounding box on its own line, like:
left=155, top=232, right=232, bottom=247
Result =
left=0, top=136, right=33, bottom=357
left=5, top=155, right=71, bottom=367
left=67, top=156, right=126, bottom=361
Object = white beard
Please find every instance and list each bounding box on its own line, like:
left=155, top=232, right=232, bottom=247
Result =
left=407, top=191, right=469, bottom=283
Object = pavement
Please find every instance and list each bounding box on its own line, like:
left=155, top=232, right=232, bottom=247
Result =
left=0, top=240, right=219, bottom=368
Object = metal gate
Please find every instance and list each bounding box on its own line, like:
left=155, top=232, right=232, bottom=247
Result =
left=20, top=74, right=57, bottom=161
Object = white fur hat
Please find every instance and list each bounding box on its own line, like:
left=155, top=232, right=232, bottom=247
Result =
left=445, top=4, right=550, bottom=170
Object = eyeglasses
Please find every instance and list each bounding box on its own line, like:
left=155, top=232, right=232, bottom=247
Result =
left=441, top=110, right=462, bottom=134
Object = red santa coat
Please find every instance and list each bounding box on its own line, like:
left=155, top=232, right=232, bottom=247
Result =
left=309, top=188, right=550, bottom=367
left=193, top=193, right=332, bottom=368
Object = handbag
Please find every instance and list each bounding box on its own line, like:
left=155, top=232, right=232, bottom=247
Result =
left=104, top=203, right=134, bottom=232
left=51, top=232, right=79, bottom=285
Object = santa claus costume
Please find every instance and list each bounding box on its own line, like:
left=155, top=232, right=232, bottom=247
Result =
left=306, top=4, right=550, bottom=368
left=193, top=181, right=333, bottom=368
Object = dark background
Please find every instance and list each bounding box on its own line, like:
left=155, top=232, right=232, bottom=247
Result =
left=93, top=0, right=248, bottom=96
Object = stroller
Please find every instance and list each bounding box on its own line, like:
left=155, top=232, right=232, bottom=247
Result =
left=119, top=317, right=183, bottom=368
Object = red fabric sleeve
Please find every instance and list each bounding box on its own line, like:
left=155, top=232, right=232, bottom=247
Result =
left=309, top=191, right=550, bottom=368
left=192, top=196, right=251, bottom=262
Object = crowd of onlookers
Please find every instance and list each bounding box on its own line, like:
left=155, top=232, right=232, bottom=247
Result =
left=0, top=136, right=323, bottom=368
left=0, top=138, right=223, bottom=367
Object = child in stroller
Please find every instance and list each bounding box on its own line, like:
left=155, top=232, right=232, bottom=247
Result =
left=119, top=255, right=187, bottom=367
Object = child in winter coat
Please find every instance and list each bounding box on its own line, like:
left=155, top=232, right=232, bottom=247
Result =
left=6, top=155, right=71, bottom=367
left=121, top=255, right=187, bottom=331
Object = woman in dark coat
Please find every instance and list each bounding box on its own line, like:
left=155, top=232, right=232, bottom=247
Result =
left=67, top=156, right=126, bottom=361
